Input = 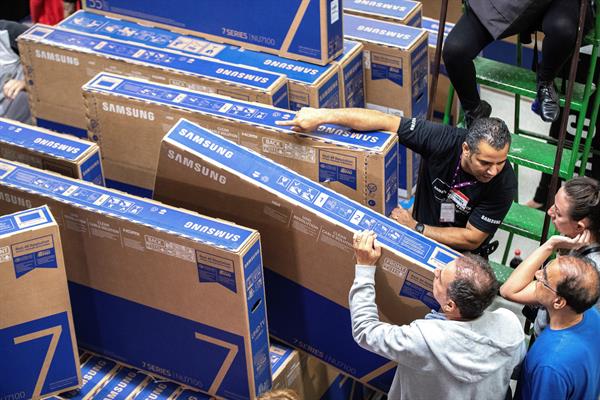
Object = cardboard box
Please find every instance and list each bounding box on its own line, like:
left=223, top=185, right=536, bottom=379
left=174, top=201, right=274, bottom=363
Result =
left=17, top=25, right=289, bottom=138
left=133, top=380, right=181, bottom=400
left=59, top=11, right=364, bottom=110
left=421, top=0, right=464, bottom=23
left=344, top=0, right=422, bottom=27
left=0, top=160, right=271, bottom=400
left=0, top=118, right=104, bottom=186
left=60, top=355, right=120, bottom=400
left=81, top=0, right=343, bottom=66
left=421, top=17, right=460, bottom=123
left=173, top=389, right=212, bottom=400
left=343, top=14, right=428, bottom=119
left=271, top=342, right=373, bottom=400
left=343, top=14, right=427, bottom=198
left=153, top=119, right=460, bottom=392
left=83, top=72, right=398, bottom=215
left=91, top=367, right=150, bottom=400
left=0, top=206, right=81, bottom=400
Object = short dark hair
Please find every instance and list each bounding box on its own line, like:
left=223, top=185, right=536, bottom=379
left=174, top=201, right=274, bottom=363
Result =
left=563, top=176, right=600, bottom=240
left=465, top=117, right=511, bottom=154
left=447, top=254, right=499, bottom=319
left=556, top=256, right=600, bottom=314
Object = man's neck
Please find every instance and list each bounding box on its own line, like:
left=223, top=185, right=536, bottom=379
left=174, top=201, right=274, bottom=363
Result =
left=548, top=309, right=584, bottom=330
left=459, top=154, right=473, bottom=177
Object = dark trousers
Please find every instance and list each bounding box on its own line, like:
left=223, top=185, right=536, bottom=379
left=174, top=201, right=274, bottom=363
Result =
left=442, top=0, right=585, bottom=111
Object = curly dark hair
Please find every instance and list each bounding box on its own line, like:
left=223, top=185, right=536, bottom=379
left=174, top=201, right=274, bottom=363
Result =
left=555, top=255, right=600, bottom=314
left=447, top=254, right=499, bottom=319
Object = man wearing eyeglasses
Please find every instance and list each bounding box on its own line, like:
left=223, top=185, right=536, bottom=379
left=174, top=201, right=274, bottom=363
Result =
left=349, top=231, right=526, bottom=399
left=500, top=251, right=600, bottom=400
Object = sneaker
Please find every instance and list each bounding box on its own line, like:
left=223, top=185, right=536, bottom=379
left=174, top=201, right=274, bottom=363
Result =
left=532, top=80, right=560, bottom=122
left=464, top=100, right=492, bottom=129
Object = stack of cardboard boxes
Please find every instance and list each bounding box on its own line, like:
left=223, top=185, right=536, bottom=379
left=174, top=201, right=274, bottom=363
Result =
left=2, top=1, right=463, bottom=399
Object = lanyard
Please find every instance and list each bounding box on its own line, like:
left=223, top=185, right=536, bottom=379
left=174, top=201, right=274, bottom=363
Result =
left=450, top=153, right=478, bottom=190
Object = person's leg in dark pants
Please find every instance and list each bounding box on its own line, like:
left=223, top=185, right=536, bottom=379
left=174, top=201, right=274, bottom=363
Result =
left=534, top=0, right=590, bottom=122
left=443, top=11, right=494, bottom=126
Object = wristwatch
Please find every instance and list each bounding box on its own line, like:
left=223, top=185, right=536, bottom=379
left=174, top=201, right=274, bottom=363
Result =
left=415, top=222, right=425, bottom=234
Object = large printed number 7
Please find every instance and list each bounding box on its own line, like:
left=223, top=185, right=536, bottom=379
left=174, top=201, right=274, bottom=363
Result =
left=194, top=332, right=238, bottom=394
left=14, top=326, right=63, bottom=399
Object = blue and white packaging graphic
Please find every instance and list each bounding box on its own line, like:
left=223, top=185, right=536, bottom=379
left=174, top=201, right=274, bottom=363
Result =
left=60, top=355, right=121, bottom=400
left=81, top=0, right=343, bottom=65
left=0, top=118, right=104, bottom=186
left=17, top=24, right=289, bottom=138
left=344, top=0, right=422, bottom=27
left=0, top=160, right=271, bottom=400
left=0, top=206, right=81, bottom=400
left=83, top=72, right=397, bottom=214
left=132, top=379, right=180, bottom=400
left=344, top=14, right=428, bottom=197
left=59, top=11, right=362, bottom=110
left=172, top=388, right=212, bottom=400
left=92, top=367, right=150, bottom=400
left=153, top=119, right=460, bottom=392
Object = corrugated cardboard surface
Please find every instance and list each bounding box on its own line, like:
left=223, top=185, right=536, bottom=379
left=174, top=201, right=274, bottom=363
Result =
left=0, top=206, right=81, bottom=400
left=153, top=119, right=460, bottom=392
left=83, top=72, right=398, bottom=215
left=0, top=118, right=104, bottom=186
left=0, top=160, right=270, bottom=400
left=81, top=0, right=343, bottom=65
left=344, top=0, right=422, bottom=27
left=17, top=25, right=288, bottom=137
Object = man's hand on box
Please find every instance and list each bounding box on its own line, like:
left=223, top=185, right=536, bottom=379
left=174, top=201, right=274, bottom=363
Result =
left=3, top=79, right=26, bottom=100
left=275, top=107, right=330, bottom=133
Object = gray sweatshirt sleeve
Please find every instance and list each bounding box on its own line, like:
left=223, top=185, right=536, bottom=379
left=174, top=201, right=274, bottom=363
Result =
left=349, top=265, right=437, bottom=370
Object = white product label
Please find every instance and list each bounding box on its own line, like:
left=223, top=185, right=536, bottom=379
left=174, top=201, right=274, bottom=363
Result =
left=382, top=257, right=408, bottom=279
left=262, top=138, right=315, bottom=163
left=331, top=0, right=340, bottom=23
left=367, top=102, right=404, bottom=117
left=363, top=50, right=371, bottom=70
left=0, top=246, right=10, bottom=263
left=144, top=235, right=195, bottom=262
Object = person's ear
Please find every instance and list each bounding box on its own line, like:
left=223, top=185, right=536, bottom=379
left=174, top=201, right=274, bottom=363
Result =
left=575, top=218, right=589, bottom=234
left=462, top=141, right=470, bottom=157
left=553, top=296, right=567, bottom=310
left=444, top=299, right=458, bottom=314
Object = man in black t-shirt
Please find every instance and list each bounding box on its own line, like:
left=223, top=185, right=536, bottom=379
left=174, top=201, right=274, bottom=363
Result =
left=277, top=108, right=516, bottom=254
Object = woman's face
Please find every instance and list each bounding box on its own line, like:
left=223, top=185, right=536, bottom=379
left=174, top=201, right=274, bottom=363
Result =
left=548, top=187, right=584, bottom=237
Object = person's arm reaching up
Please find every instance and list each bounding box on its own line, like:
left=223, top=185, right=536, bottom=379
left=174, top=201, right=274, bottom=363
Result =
left=276, top=107, right=400, bottom=133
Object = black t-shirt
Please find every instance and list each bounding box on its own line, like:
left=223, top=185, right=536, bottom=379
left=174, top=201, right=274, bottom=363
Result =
left=398, top=117, right=517, bottom=238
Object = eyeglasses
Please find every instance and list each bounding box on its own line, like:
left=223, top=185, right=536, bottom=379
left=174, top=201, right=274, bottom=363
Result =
left=536, top=264, right=558, bottom=294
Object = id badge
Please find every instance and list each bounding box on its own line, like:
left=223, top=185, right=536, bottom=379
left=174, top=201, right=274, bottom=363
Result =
left=440, top=202, right=455, bottom=223
left=448, top=189, right=469, bottom=210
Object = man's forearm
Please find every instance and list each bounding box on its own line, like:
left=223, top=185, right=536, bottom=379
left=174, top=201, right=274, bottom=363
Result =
left=318, top=108, right=400, bottom=132
left=421, top=224, right=486, bottom=251
left=500, top=241, right=553, bottom=298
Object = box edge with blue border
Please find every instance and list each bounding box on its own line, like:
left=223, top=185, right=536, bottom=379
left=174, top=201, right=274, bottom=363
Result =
left=0, top=159, right=272, bottom=400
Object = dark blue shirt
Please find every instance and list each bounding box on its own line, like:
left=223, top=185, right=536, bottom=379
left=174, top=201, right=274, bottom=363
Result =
left=516, top=308, right=600, bottom=400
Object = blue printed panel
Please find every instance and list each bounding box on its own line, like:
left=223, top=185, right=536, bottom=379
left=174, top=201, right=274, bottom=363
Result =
left=166, top=120, right=460, bottom=270
left=317, top=72, right=341, bottom=109
left=26, top=27, right=281, bottom=90
left=265, top=269, right=396, bottom=392
left=61, top=355, right=118, bottom=400
left=318, top=150, right=357, bottom=190
left=12, top=239, right=57, bottom=278
left=243, top=241, right=271, bottom=396
left=135, top=381, right=180, bottom=400
left=0, top=119, right=92, bottom=160
left=371, top=63, right=403, bottom=87
left=175, top=388, right=212, bottom=400
left=343, top=14, right=423, bottom=49
left=341, top=43, right=365, bottom=108
left=93, top=368, right=148, bottom=400
left=60, top=11, right=339, bottom=85
left=269, top=344, right=293, bottom=374
left=399, top=270, right=439, bottom=310
left=0, top=206, right=52, bottom=236
left=0, top=312, right=78, bottom=399
left=344, top=0, right=419, bottom=21
left=196, top=251, right=237, bottom=293
left=80, top=152, right=104, bottom=186
left=82, top=0, right=342, bottom=62
left=85, top=73, right=394, bottom=151
left=36, top=119, right=87, bottom=139
left=410, top=39, right=429, bottom=119
left=69, top=283, right=251, bottom=399
left=0, top=160, right=254, bottom=252
left=384, top=146, right=399, bottom=216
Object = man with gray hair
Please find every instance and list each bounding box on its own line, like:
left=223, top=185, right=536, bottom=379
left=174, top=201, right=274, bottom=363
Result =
left=277, top=109, right=516, bottom=255
left=349, top=230, right=525, bottom=399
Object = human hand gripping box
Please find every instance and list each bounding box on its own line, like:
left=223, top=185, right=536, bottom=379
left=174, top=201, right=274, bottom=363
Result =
left=0, top=118, right=104, bottom=186
left=81, top=0, right=343, bottom=65
left=0, top=206, right=81, bottom=400
left=82, top=72, right=398, bottom=214
left=17, top=25, right=289, bottom=138
left=153, top=119, right=460, bottom=392
left=59, top=11, right=364, bottom=110
left=0, top=160, right=271, bottom=400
